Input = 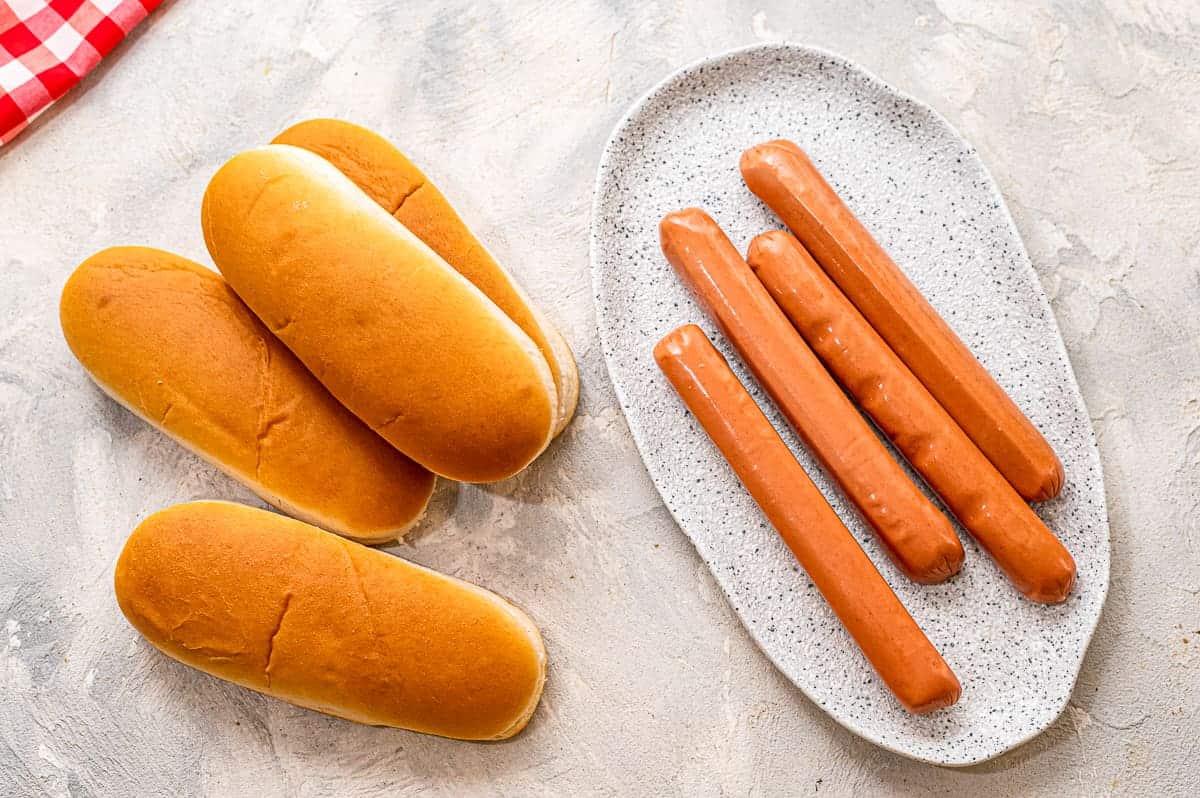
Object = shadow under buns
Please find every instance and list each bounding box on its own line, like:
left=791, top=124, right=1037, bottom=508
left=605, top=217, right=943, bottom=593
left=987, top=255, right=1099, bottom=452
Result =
left=60, top=247, right=435, bottom=543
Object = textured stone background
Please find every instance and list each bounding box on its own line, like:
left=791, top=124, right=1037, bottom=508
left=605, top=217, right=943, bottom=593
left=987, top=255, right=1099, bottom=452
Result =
left=1, top=1, right=1196, bottom=795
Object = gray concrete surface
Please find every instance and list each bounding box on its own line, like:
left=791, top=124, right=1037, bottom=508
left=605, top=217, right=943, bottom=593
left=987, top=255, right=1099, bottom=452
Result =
left=1, top=1, right=1196, bottom=795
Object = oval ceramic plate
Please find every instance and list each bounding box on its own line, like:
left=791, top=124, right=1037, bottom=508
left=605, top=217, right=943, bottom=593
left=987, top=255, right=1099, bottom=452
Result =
left=591, top=44, right=1110, bottom=766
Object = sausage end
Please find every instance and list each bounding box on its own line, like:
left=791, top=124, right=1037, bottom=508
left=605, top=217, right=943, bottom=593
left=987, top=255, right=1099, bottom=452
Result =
left=904, top=675, right=963, bottom=714
left=653, top=323, right=705, bottom=368
left=1024, top=555, right=1077, bottom=604
left=745, top=229, right=798, bottom=270
left=904, top=540, right=966, bottom=585
left=1021, top=456, right=1066, bottom=503
left=739, top=139, right=812, bottom=181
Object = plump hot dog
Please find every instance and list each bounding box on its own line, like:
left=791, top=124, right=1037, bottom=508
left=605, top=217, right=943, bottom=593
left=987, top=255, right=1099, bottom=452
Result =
left=740, top=141, right=1064, bottom=502
left=655, top=325, right=960, bottom=713
left=660, top=209, right=963, bottom=584
left=748, top=231, right=1076, bottom=603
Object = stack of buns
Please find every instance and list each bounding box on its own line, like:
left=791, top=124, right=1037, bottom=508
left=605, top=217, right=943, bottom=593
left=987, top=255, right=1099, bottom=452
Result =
left=272, top=119, right=578, bottom=440
left=60, top=120, right=573, bottom=739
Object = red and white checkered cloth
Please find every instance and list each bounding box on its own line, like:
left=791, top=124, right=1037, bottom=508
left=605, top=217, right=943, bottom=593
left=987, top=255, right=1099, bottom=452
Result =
left=0, top=0, right=162, bottom=145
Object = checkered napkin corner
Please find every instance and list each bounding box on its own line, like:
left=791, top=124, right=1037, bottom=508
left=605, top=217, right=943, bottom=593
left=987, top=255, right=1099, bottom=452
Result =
left=0, top=0, right=162, bottom=146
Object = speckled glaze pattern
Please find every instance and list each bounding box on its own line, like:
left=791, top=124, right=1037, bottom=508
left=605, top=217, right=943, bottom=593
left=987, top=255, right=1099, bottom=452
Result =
left=591, top=44, right=1110, bottom=767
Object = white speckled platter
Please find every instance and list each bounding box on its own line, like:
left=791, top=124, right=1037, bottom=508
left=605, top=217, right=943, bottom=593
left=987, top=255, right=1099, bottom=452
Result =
left=590, top=44, right=1110, bottom=767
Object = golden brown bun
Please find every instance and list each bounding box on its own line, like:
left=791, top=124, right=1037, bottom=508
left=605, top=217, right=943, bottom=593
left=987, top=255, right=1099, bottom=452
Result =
left=114, top=502, right=547, bottom=740
left=201, top=145, right=557, bottom=483
left=60, top=248, right=434, bottom=543
left=272, top=118, right=578, bottom=436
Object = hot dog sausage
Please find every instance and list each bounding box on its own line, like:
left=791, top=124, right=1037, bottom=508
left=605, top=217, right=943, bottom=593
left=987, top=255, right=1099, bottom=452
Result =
left=748, top=231, right=1075, bottom=603
left=660, top=209, right=963, bottom=584
left=740, top=141, right=1064, bottom=502
left=654, top=325, right=961, bottom=713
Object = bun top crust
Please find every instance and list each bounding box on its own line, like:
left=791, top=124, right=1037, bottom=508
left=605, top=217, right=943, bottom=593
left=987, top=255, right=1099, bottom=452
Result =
left=272, top=118, right=423, bottom=213
left=201, top=145, right=557, bottom=483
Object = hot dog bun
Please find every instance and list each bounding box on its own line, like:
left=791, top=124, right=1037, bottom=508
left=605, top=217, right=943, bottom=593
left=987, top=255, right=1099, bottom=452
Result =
left=114, top=501, right=547, bottom=740
left=202, top=145, right=558, bottom=483
left=271, top=118, right=578, bottom=437
left=60, top=247, right=434, bottom=543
